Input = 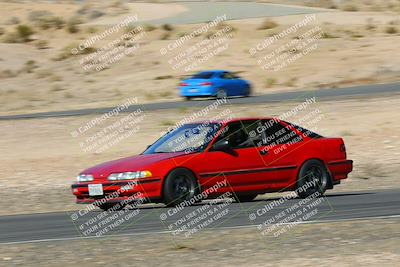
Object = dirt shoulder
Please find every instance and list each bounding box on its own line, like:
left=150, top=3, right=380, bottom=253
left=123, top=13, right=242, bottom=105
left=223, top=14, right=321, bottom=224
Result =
left=1, top=217, right=399, bottom=266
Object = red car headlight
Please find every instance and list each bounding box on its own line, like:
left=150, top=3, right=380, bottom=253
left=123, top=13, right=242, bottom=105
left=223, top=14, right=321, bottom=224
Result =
left=108, top=171, right=152, bottom=181
left=76, top=174, right=94, bottom=182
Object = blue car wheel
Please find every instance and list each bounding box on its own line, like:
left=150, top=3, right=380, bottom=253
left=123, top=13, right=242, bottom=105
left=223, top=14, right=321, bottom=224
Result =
left=245, top=85, right=251, bottom=97
left=216, top=89, right=227, bottom=99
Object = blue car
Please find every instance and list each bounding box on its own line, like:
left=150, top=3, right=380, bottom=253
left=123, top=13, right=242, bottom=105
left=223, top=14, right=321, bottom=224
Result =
left=179, top=70, right=251, bottom=100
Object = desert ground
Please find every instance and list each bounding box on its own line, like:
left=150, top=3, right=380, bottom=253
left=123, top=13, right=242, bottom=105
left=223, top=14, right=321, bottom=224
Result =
left=0, top=1, right=399, bottom=115
left=0, top=95, right=399, bottom=216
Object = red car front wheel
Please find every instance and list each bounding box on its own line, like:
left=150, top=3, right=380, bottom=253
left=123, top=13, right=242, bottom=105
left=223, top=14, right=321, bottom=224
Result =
left=163, top=168, right=198, bottom=207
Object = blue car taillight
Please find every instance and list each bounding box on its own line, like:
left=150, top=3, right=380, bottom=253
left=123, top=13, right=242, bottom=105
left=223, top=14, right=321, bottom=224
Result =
left=200, top=82, right=212, bottom=86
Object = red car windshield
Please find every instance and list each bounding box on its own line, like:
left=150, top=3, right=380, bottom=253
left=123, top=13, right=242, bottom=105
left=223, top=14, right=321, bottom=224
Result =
left=143, top=122, right=222, bottom=154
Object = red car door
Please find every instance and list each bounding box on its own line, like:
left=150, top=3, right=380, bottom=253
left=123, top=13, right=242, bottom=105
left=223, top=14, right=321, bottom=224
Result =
left=254, top=119, right=306, bottom=190
left=197, top=120, right=277, bottom=194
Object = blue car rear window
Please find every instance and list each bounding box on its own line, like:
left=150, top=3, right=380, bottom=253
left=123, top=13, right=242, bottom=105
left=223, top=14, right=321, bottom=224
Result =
left=192, top=72, right=214, bottom=79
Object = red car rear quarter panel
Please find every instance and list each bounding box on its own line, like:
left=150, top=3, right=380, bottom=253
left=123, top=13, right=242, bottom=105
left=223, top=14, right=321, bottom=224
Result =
left=316, top=137, right=352, bottom=181
left=292, top=141, right=326, bottom=179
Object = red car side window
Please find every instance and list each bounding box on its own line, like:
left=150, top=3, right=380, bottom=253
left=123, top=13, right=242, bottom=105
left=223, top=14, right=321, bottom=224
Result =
left=260, top=119, right=303, bottom=146
left=215, top=120, right=263, bottom=149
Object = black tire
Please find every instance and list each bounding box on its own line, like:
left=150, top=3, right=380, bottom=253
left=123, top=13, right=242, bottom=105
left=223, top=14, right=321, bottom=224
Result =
left=97, top=202, right=125, bottom=211
left=216, top=89, right=227, bottom=99
left=185, top=96, right=192, bottom=101
left=244, top=85, right=252, bottom=97
left=297, top=159, right=329, bottom=198
left=234, top=194, right=258, bottom=203
left=163, top=168, right=198, bottom=207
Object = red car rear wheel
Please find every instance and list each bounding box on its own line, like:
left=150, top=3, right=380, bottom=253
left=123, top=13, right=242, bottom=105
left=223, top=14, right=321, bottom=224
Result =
left=297, top=159, right=329, bottom=198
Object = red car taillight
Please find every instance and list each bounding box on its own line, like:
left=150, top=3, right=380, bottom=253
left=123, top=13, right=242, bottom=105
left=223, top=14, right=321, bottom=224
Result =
left=340, top=143, right=347, bottom=158
left=200, top=82, right=212, bottom=86
left=179, top=82, right=188, bottom=87
left=340, top=144, right=346, bottom=152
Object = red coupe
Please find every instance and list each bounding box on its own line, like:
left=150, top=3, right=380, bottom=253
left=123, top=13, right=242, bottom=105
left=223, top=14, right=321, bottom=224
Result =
left=71, top=118, right=353, bottom=210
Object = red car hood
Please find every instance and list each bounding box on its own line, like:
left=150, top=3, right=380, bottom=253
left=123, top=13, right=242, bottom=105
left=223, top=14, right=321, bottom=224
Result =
left=81, top=152, right=185, bottom=178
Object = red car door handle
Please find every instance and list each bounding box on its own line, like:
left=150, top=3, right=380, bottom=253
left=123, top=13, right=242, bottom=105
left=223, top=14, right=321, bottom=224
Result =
left=259, top=150, right=268, bottom=155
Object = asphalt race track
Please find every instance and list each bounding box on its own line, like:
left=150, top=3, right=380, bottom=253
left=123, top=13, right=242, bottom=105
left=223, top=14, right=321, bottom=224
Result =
left=0, top=82, right=399, bottom=120
left=0, top=189, right=399, bottom=245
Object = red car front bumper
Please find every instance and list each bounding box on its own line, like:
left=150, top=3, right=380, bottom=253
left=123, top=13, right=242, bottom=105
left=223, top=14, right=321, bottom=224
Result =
left=71, top=178, right=162, bottom=204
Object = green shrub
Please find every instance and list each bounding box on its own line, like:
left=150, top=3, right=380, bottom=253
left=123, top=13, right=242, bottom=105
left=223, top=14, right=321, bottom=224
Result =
left=53, top=43, right=95, bottom=61
left=365, top=24, right=375, bottom=30
left=385, top=26, right=398, bottom=34
left=2, top=32, right=19, bottom=43
left=51, top=84, right=64, bottom=92
left=23, top=60, right=37, bottom=73
left=49, top=74, right=62, bottom=82
left=16, top=25, right=34, bottom=42
left=66, top=17, right=82, bottom=33
left=205, top=31, right=216, bottom=39
left=0, top=69, right=17, bottom=79
left=28, top=10, right=61, bottom=30
left=321, top=32, right=337, bottom=39
left=159, top=91, right=173, bottom=98
left=89, top=10, right=105, bottom=20
left=265, top=78, right=276, bottom=87
left=257, top=19, right=278, bottom=30
left=341, top=4, right=358, bottom=12
left=64, top=92, right=74, bottom=98
left=34, top=40, right=49, bottom=49
left=144, top=24, right=157, bottom=32
left=161, top=24, right=174, bottom=31
left=5, top=16, right=20, bottom=25
left=284, top=77, right=298, bottom=87
left=53, top=43, right=78, bottom=61
left=81, top=46, right=97, bottom=54
left=125, top=24, right=137, bottom=34
left=155, top=75, right=173, bottom=80
left=53, top=17, right=65, bottom=29
left=35, top=69, right=52, bottom=79
left=365, top=18, right=375, bottom=31
left=160, top=32, right=170, bottom=40
left=28, top=10, right=52, bottom=22
left=87, top=26, right=98, bottom=33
